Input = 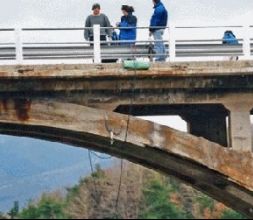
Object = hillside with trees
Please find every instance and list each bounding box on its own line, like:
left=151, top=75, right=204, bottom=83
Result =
left=3, top=162, right=247, bottom=219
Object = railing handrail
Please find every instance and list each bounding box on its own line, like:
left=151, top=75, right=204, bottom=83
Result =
left=21, top=26, right=170, bottom=31
left=175, top=25, right=244, bottom=29
left=0, top=28, right=15, bottom=31
left=0, top=24, right=252, bottom=65
left=2, top=24, right=252, bottom=31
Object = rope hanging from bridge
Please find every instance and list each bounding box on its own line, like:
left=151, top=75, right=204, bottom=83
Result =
left=124, top=44, right=138, bottom=141
left=91, top=151, right=112, bottom=160
left=88, top=150, right=101, bottom=204
left=114, top=44, right=138, bottom=216
left=89, top=44, right=138, bottom=216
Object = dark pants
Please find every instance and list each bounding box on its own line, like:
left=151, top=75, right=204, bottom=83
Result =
left=89, top=35, right=107, bottom=46
left=89, top=36, right=117, bottom=63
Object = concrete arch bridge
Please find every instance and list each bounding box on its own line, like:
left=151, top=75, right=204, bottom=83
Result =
left=0, top=61, right=252, bottom=217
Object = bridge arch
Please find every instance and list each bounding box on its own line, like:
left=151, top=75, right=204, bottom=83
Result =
left=0, top=99, right=253, bottom=217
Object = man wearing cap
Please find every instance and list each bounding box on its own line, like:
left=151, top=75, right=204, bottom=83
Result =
left=84, top=3, right=112, bottom=43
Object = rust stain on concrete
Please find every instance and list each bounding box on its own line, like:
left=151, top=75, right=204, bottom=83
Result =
left=17, top=68, right=34, bottom=74
left=213, top=149, right=253, bottom=191
left=0, top=99, right=9, bottom=114
left=14, top=99, right=32, bottom=121
left=2, top=99, right=8, bottom=112
left=161, top=127, right=205, bottom=161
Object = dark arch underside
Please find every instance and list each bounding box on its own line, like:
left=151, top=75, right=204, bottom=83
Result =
left=0, top=122, right=252, bottom=218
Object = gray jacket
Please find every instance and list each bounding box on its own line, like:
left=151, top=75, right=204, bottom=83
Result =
left=84, top=14, right=112, bottom=40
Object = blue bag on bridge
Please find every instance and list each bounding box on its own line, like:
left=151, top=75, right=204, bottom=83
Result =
left=222, top=31, right=239, bottom=45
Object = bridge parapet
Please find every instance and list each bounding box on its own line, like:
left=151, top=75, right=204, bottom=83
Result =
left=0, top=25, right=253, bottom=65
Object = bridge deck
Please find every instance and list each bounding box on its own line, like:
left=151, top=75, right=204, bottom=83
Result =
left=0, top=60, right=253, bottom=79
left=0, top=61, right=253, bottom=79
left=0, top=60, right=252, bottom=105
left=0, top=60, right=252, bottom=113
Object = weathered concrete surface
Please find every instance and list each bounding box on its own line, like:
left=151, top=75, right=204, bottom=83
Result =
left=0, top=100, right=252, bottom=217
left=0, top=61, right=252, bottom=116
left=0, top=61, right=252, bottom=111
left=226, top=103, right=253, bottom=152
left=0, top=61, right=252, bottom=89
left=0, top=61, right=252, bottom=149
left=1, top=60, right=253, bottom=78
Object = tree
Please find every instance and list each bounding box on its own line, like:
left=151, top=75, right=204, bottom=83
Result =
left=18, top=194, right=68, bottom=219
left=220, top=210, right=247, bottom=219
left=8, top=201, right=19, bottom=219
left=139, top=180, right=191, bottom=219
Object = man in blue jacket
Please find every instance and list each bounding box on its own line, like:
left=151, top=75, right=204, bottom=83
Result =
left=150, top=0, right=168, bottom=62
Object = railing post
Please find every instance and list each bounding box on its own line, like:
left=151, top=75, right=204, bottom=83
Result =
left=243, top=25, right=251, bottom=60
left=15, top=28, right=23, bottom=64
left=93, top=25, right=101, bottom=64
left=169, top=24, right=176, bottom=62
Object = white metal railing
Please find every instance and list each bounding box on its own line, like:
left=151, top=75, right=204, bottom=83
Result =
left=0, top=25, right=252, bottom=65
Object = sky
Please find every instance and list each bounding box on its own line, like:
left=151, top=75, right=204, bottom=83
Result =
left=1, top=0, right=253, bottom=27
left=0, top=0, right=253, bottom=44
